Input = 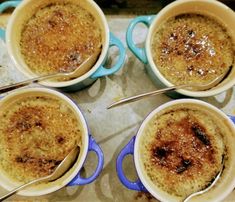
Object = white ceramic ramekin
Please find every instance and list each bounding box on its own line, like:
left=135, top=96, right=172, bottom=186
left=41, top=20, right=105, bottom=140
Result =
left=126, top=0, right=235, bottom=97
left=0, top=88, right=104, bottom=196
left=117, top=99, right=235, bottom=202
left=0, top=0, right=126, bottom=91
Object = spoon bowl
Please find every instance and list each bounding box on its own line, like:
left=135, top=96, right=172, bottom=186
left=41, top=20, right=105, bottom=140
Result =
left=53, top=47, right=102, bottom=80
left=183, top=156, right=224, bottom=202
left=0, top=146, right=80, bottom=201
left=0, top=48, right=101, bottom=94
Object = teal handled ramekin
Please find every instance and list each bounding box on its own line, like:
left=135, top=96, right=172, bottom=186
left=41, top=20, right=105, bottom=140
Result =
left=0, top=87, right=104, bottom=196
left=126, top=0, right=235, bottom=97
left=0, top=0, right=126, bottom=92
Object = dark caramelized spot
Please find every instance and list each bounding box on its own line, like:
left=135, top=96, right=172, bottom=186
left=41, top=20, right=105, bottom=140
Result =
left=188, top=30, right=195, bottom=37
left=15, top=156, right=25, bottom=163
left=6, top=107, right=45, bottom=134
left=170, top=32, right=178, bottom=40
left=176, top=159, right=192, bottom=174
left=191, top=44, right=201, bottom=55
left=48, top=19, right=57, bottom=28
left=35, top=121, right=42, bottom=127
left=56, top=135, right=65, bottom=144
left=68, top=52, right=80, bottom=62
left=16, top=121, right=32, bottom=132
left=15, top=154, right=61, bottom=174
left=187, top=65, right=194, bottom=72
left=175, top=166, right=186, bottom=174
left=154, top=147, right=167, bottom=158
left=153, top=143, right=173, bottom=159
left=149, top=113, right=215, bottom=174
left=177, top=50, right=182, bottom=56
left=192, top=124, right=210, bottom=145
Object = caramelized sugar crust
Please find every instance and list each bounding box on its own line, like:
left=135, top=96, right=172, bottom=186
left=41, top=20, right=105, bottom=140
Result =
left=140, top=106, right=224, bottom=198
left=150, top=117, right=215, bottom=174
left=0, top=95, right=82, bottom=183
left=151, top=14, right=234, bottom=86
left=20, top=3, right=102, bottom=76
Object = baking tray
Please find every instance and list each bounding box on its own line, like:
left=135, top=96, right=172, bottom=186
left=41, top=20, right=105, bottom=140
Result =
left=0, top=13, right=234, bottom=202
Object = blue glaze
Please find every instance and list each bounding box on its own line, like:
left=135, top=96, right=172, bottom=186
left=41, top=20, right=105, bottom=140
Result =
left=91, top=32, right=126, bottom=79
left=68, top=135, right=104, bottom=185
left=0, top=0, right=126, bottom=91
left=0, top=1, right=21, bottom=41
left=116, top=115, right=235, bottom=192
left=116, top=136, right=147, bottom=192
left=228, top=115, right=235, bottom=124
left=126, top=15, right=155, bottom=64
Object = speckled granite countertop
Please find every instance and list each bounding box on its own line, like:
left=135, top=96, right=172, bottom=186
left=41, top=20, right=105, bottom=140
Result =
left=0, top=14, right=234, bottom=202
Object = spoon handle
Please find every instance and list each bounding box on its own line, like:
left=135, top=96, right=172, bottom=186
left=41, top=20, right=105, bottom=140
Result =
left=0, top=73, right=61, bottom=94
left=0, top=177, right=47, bottom=201
left=0, top=50, right=100, bottom=94
left=0, top=146, right=79, bottom=201
left=107, top=85, right=186, bottom=109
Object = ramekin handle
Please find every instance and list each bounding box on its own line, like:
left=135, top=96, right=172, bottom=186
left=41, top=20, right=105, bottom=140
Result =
left=68, top=135, right=104, bottom=186
left=228, top=115, right=235, bottom=124
left=91, top=32, right=126, bottom=79
left=0, top=1, right=21, bottom=40
left=116, top=136, right=147, bottom=192
left=126, top=15, right=155, bottom=64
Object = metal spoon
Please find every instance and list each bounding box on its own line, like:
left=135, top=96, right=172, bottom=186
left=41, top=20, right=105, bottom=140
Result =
left=183, top=156, right=224, bottom=202
left=0, top=48, right=101, bottom=94
left=0, top=146, right=80, bottom=201
left=107, top=73, right=227, bottom=109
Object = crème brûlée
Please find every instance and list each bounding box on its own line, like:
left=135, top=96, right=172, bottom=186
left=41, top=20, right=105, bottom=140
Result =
left=151, top=14, right=234, bottom=86
left=139, top=104, right=225, bottom=199
left=0, top=95, right=82, bottom=183
left=20, top=2, right=102, bottom=76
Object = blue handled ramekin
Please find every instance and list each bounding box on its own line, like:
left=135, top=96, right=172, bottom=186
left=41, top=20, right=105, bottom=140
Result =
left=117, top=99, right=235, bottom=202
left=0, top=0, right=126, bottom=92
left=126, top=0, right=235, bottom=97
left=0, top=87, right=104, bottom=196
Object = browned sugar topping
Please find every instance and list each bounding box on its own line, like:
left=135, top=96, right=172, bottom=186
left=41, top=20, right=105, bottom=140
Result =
left=0, top=95, right=82, bottom=183
left=20, top=3, right=102, bottom=76
left=150, top=117, right=214, bottom=174
left=140, top=106, right=224, bottom=198
left=151, top=14, right=234, bottom=86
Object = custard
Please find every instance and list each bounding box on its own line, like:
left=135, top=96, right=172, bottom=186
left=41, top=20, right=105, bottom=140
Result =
left=0, top=95, right=82, bottom=183
left=20, top=3, right=102, bottom=76
left=151, top=14, right=234, bottom=86
left=139, top=104, right=225, bottom=199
